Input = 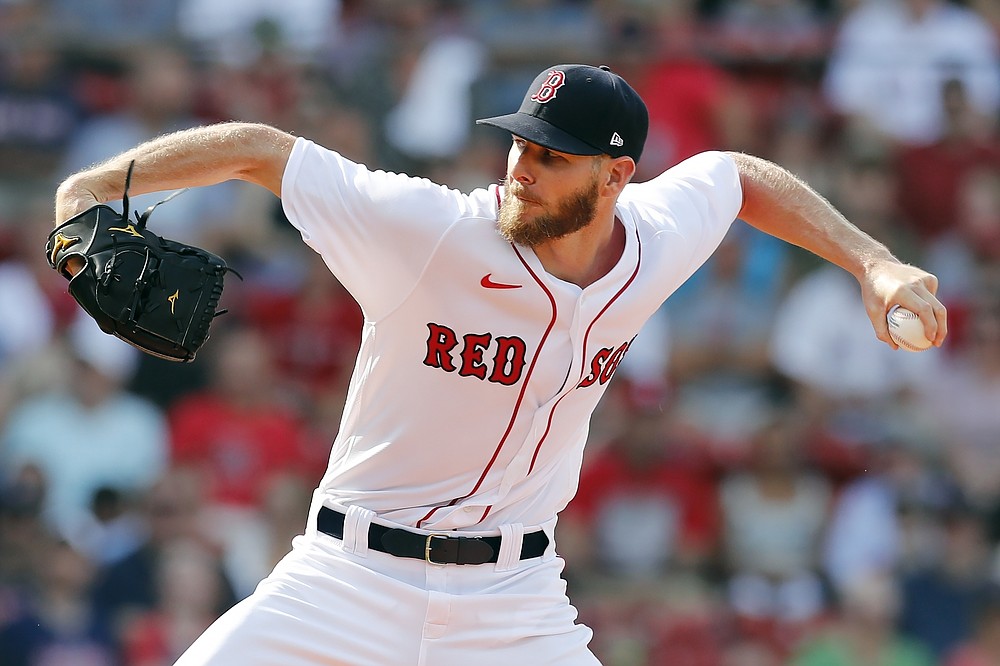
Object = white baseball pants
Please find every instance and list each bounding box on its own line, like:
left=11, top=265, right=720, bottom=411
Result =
left=173, top=503, right=600, bottom=665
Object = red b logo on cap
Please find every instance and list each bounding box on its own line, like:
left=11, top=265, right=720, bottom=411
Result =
left=530, top=70, right=565, bottom=103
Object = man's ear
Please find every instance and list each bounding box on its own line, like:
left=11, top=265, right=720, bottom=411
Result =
left=603, top=157, right=636, bottom=195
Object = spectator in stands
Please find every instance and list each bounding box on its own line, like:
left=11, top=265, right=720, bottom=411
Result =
left=210, top=471, right=313, bottom=604
left=954, top=169, right=1000, bottom=286
left=719, top=412, right=832, bottom=646
left=604, top=2, right=756, bottom=179
left=895, top=78, right=1000, bottom=245
left=709, top=0, right=829, bottom=67
left=167, top=325, right=311, bottom=511
left=0, top=537, right=118, bottom=666
left=823, top=0, right=1000, bottom=145
left=765, top=102, right=838, bottom=201
left=383, top=1, right=486, bottom=172
left=91, top=469, right=237, bottom=639
left=559, top=392, right=719, bottom=583
left=899, top=500, right=994, bottom=660
left=244, top=251, right=363, bottom=405
left=177, top=0, right=340, bottom=67
left=0, top=467, right=47, bottom=588
left=469, top=0, right=602, bottom=73
left=119, top=538, right=234, bottom=666
left=71, top=486, right=147, bottom=568
left=0, top=315, right=168, bottom=541
left=792, top=570, right=934, bottom=666
left=0, top=218, right=56, bottom=387
left=822, top=439, right=956, bottom=594
left=0, top=27, right=79, bottom=193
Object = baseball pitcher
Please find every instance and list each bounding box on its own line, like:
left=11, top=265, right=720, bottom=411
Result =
left=51, top=64, right=947, bottom=665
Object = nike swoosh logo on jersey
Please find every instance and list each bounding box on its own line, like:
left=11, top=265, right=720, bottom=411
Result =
left=480, top=274, right=522, bottom=289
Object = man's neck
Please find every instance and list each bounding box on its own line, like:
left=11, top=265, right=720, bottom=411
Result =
left=532, top=212, right=625, bottom=288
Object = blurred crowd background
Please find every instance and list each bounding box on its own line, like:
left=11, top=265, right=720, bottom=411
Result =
left=0, top=0, right=999, bottom=664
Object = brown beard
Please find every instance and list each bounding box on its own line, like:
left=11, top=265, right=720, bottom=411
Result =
left=497, top=175, right=600, bottom=247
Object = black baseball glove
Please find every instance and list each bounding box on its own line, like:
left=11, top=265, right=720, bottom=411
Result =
left=46, top=162, right=238, bottom=362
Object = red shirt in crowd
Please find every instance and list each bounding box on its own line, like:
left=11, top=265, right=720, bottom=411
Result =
left=169, top=394, right=311, bottom=507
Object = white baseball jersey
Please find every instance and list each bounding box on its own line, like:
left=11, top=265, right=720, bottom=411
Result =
left=281, top=138, right=742, bottom=533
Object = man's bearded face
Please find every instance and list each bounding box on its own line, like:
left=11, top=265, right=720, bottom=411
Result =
left=497, top=172, right=601, bottom=247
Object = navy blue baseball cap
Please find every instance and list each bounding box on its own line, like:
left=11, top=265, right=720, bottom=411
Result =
left=477, top=64, right=649, bottom=163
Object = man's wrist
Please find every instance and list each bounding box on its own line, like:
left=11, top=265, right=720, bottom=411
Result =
left=849, top=245, right=899, bottom=283
left=55, top=179, right=102, bottom=226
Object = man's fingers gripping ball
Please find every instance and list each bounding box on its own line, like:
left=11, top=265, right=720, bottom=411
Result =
left=887, top=305, right=934, bottom=352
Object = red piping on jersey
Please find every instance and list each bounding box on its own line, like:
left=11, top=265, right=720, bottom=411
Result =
left=416, top=191, right=558, bottom=528
left=525, top=221, right=643, bottom=476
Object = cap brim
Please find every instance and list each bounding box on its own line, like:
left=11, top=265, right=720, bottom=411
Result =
left=476, top=113, right=602, bottom=156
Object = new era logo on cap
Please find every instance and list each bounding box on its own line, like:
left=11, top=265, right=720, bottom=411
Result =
left=476, top=64, right=649, bottom=163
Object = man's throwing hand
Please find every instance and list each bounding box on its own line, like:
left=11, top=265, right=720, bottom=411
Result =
left=861, top=260, right=947, bottom=350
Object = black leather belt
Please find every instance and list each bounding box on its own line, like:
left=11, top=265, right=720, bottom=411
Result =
left=317, top=506, right=549, bottom=565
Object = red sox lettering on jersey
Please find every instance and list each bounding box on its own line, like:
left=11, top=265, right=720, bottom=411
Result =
left=423, top=322, right=632, bottom=388
left=423, top=323, right=528, bottom=386
left=577, top=340, right=632, bottom=387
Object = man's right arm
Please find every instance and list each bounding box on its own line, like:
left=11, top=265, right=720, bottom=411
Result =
left=727, top=151, right=947, bottom=348
left=55, top=122, right=296, bottom=225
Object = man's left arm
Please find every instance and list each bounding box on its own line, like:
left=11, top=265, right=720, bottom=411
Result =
left=726, top=151, right=947, bottom=349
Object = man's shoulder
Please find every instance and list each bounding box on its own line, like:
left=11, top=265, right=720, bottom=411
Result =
left=621, top=151, right=739, bottom=201
left=462, top=183, right=500, bottom=220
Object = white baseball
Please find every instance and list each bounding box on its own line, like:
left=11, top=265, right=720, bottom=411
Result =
left=887, top=305, right=933, bottom=351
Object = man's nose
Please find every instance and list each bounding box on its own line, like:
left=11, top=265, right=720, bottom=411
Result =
left=509, top=153, right=535, bottom=185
